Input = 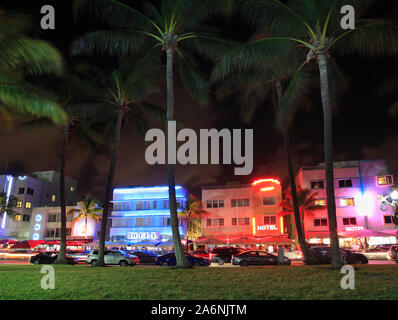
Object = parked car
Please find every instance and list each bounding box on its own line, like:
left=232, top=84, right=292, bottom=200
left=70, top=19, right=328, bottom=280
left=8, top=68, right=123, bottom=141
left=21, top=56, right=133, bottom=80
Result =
left=210, top=247, right=247, bottom=265
left=192, top=250, right=211, bottom=260
left=305, top=246, right=368, bottom=264
left=66, top=250, right=90, bottom=263
left=232, top=250, right=291, bottom=266
left=127, top=250, right=158, bottom=264
left=86, top=250, right=140, bottom=266
left=155, top=252, right=211, bottom=267
left=387, top=245, right=398, bottom=261
left=363, top=247, right=390, bottom=260
left=30, top=251, right=78, bottom=265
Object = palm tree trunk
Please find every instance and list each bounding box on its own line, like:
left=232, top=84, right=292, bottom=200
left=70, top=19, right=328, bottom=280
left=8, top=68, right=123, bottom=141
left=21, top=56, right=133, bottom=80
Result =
left=95, top=108, right=124, bottom=267
left=317, top=52, right=342, bottom=269
left=166, top=46, right=191, bottom=268
left=85, top=216, right=88, bottom=243
left=275, top=80, right=316, bottom=264
left=55, top=125, right=69, bottom=264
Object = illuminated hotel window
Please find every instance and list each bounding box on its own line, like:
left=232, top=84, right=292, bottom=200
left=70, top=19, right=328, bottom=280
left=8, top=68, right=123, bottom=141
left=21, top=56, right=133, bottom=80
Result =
left=378, top=175, right=394, bottom=185
left=314, top=218, right=328, bottom=227
left=340, top=198, right=355, bottom=206
left=16, top=201, right=23, bottom=208
left=231, top=199, right=249, bottom=207
left=70, top=186, right=75, bottom=192
left=384, top=216, right=394, bottom=224
left=207, top=200, right=224, bottom=208
left=338, top=179, right=352, bottom=188
left=314, top=199, right=326, bottom=206
left=25, top=201, right=32, bottom=209
left=311, top=180, right=324, bottom=190
left=343, top=217, right=357, bottom=225
left=14, top=214, right=21, bottom=222
left=51, top=195, right=56, bottom=202
left=263, top=197, right=276, bottom=206
left=264, top=216, right=276, bottom=225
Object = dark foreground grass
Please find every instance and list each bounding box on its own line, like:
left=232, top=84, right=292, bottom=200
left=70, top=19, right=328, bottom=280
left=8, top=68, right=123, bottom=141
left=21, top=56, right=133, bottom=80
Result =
left=0, top=265, right=397, bottom=300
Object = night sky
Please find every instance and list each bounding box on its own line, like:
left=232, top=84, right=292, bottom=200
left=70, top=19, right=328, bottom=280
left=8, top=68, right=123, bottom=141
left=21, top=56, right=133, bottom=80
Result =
left=1, top=0, right=397, bottom=202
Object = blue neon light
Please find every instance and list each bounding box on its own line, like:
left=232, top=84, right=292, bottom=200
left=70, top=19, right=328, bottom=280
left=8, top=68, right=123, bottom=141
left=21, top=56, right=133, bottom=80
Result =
left=1, top=176, right=14, bottom=229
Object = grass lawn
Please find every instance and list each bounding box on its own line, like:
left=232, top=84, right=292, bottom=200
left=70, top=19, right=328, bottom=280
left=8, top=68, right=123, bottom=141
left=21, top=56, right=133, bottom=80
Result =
left=0, top=264, right=397, bottom=300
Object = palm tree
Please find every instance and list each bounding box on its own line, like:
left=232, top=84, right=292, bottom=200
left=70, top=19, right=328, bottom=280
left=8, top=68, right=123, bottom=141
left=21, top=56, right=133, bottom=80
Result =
left=0, top=192, right=20, bottom=227
left=68, top=195, right=102, bottom=243
left=72, top=0, right=232, bottom=268
left=213, top=0, right=398, bottom=268
left=61, top=62, right=165, bottom=267
left=178, top=194, right=207, bottom=250
left=22, top=64, right=108, bottom=264
left=279, top=188, right=326, bottom=236
left=0, top=9, right=66, bottom=125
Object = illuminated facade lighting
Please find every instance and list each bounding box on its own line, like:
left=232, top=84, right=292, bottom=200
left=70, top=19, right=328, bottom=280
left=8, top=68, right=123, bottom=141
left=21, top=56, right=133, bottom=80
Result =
left=260, top=186, right=275, bottom=192
left=280, top=217, right=284, bottom=234
left=1, top=176, right=14, bottom=229
left=252, top=217, right=256, bottom=235
left=252, top=178, right=280, bottom=186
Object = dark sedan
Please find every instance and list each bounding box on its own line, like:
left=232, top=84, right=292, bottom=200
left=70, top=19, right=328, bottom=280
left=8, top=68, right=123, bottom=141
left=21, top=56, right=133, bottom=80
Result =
left=128, top=250, right=158, bottom=264
left=305, top=246, right=368, bottom=264
left=30, top=252, right=78, bottom=265
left=155, top=252, right=211, bottom=267
left=231, top=250, right=291, bottom=266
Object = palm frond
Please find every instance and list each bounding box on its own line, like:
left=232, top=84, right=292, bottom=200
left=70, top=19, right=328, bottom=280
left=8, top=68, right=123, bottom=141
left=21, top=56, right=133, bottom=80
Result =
left=0, top=83, right=67, bottom=124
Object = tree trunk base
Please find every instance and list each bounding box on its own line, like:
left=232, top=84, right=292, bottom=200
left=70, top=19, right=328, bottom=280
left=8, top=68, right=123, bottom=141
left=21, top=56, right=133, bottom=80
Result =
left=175, top=264, right=193, bottom=269
left=54, top=258, right=68, bottom=265
left=93, top=261, right=107, bottom=267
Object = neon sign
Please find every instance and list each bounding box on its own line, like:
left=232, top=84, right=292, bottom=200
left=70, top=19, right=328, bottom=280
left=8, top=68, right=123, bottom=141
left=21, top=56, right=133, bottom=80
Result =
left=345, top=226, right=364, bottom=232
left=257, top=225, right=278, bottom=231
left=127, top=232, right=161, bottom=240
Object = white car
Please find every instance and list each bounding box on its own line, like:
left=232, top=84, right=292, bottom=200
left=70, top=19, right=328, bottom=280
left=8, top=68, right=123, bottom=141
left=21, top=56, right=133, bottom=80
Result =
left=86, top=250, right=140, bottom=266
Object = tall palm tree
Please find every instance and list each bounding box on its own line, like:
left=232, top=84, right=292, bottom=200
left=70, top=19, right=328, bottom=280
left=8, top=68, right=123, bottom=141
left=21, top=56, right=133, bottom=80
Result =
left=279, top=188, right=325, bottom=236
left=68, top=195, right=103, bottom=243
left=22, top=64, right=108, bottom=264
left=72, top=0, right=232, bottom=268
left=62, top=62, right=165, bottom=267
left=0, top=9, right=66, bottom=125
left=213, top=0, right=398, bottom=268
left=178, top=194, right=207, bottom=249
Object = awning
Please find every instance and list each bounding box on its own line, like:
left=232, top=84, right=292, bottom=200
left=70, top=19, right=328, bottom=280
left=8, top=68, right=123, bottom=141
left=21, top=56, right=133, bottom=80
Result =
left=339, top=229, right=395, bottom=238
left=195, top=237, right=227, bottom=245
left=128, top=240, right=162, bottom=246
left=0, top=239, right=18, bottom=244
left=305, top=231, right=331, bottom=239
left=228, top=236, right=261, bottom=245
left=380, top=229, right=398, bottom=236
left=10, top=240, right=45, bottom=249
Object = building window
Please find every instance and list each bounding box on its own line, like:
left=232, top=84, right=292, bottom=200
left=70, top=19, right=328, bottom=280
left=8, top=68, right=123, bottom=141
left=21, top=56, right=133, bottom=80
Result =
left=231, top=199, right=250, bottom=207
left=25, top=201, right=32, bottom=209
left=27, top=188, right=34, bottom=195
left=231, top=218, right=237, bottom=226
left=384, top=216, right=394, bottom=224
left=206, top=200, right=224, bottom=208
left=51, top=195, right=56, bottom=202
left=338, top=179, right=352, bottom=188
left=18, top=187, right=25, bottom=194
left=206, top=218, right=224, bottom=227
left=340, top=198, right=355, bottom=206
left=16, top=201, right=23, bottom=208
left=343, top=217, right=357, bottom=225
left=152, top=200, right=158, bottom=209
left=163, top=200, right=169, bottom=209
left=378, top=175, right=394, bottom=185
left=162, top=217, right=171, bottom=226
left=314, top=199, right=326, bottom=206
left=135, top=217, right=151, bottom=227
left=262, top=197, right=276, bottom=206
left=14, top=214, right=21, bottom=222
left=70, top=186, right=75, bottom=192
left=311, top=180, right=324, bottom=190
left=22, top=214, right=30, bottom=222
left=314, top=218, right=328, bottom=227
left=48, top=213, right=58, bottom=223
left=46, top=229, right=56, bottom=237
left=232, top=217, right=250, bottom=226
left=264, top=216, right=276, bottom=225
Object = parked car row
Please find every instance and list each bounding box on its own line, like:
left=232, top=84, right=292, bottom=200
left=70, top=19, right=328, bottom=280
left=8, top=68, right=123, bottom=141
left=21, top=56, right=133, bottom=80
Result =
left=304, top=246, right=369, bottom=264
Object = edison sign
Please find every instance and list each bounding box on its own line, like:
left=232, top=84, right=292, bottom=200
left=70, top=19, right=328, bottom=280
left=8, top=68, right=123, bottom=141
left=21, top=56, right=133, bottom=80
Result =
left=127, top=232, right=162, bottom=240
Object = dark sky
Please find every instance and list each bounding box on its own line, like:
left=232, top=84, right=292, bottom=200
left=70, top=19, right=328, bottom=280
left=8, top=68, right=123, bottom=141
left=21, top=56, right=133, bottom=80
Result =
left=1, top=0, right=397, bottom=202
